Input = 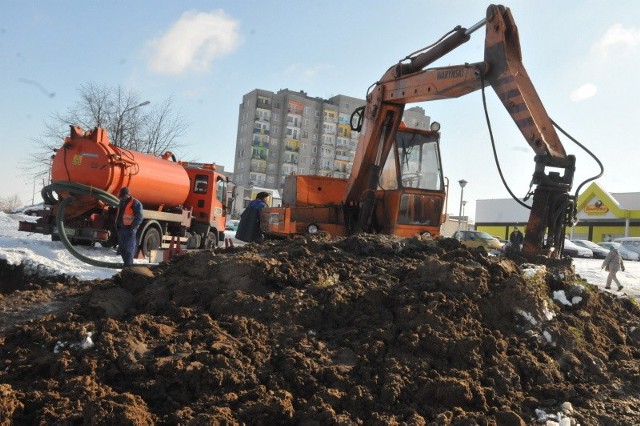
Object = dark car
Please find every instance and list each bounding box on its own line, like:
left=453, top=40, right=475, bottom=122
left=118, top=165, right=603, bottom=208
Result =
left=571, top=239, right=609, bottom=259
left=562, top=239, right=593, bottom=258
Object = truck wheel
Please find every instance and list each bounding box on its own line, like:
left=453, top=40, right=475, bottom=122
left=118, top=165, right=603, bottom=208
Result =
left=186, top=233, right=201, bottom=249
left=203, top=232, right=218, bottom=249
left=141, top=227, right=161, bottom=257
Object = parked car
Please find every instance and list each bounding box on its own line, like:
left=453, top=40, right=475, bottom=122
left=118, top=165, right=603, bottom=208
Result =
left=453, top=230, right=502, bottom=252
left=597, top=242, right=640, bottom=261
left=613, top=237, right=640, bottom=257
left=494, top=236, right=508, bottom=246
left=562, top=239, right=593, bottom=258
left=571, top=239, right=610, bottom=259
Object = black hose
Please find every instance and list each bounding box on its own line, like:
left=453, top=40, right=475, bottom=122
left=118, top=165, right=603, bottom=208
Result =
left=49, top=181, right=126, bottom=269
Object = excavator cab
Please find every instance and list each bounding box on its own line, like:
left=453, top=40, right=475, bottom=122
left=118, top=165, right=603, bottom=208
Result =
left=368, top=123, right=445, bottom=237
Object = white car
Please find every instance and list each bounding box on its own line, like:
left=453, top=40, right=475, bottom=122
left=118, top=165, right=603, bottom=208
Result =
left=597, top=242, right=640, bottom=261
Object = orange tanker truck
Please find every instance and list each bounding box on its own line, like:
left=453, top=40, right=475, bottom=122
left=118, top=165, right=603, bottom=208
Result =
left=19, top=125, right=230, bottom=267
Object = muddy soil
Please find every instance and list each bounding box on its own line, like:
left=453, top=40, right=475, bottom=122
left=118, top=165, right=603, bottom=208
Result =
left=1, top=235, right=639, bottom=425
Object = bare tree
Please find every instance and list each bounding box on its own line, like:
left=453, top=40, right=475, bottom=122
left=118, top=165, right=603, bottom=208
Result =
left=24, top=83, right=189, bottom=183
left=140, top=97, right=189, bottom=155
left=0, top=194, right=22, bottom=213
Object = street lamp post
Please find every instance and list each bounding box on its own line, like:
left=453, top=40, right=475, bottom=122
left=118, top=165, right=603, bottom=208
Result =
left=115, top=100, right=150, bottom=147
left=457, top=179, right=467, bottom=233
left=443, top=176, right=450, bottom=220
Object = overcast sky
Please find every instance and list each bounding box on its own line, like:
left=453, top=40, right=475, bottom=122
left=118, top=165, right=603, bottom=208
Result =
left=2, top=1, right=639, bottom=219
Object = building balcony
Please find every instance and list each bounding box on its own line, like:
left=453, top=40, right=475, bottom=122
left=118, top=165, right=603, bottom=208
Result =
left=256, top=100, right=272, bottom=109
left=251, top=153, right=268, bottom=160
left=254, top=127, right=270, bottom=135
left=284, top=143, right=300, bottom=152
left=252, top=140, right=269, bottom=148
left=250, top=165, right=267, bottom=173
left=283, top=158, right=298, bottom=164
left=335, top=154, right=350, bottom=161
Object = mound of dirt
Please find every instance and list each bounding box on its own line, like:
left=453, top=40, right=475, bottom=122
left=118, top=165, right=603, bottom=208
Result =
left=1, top=235, right=639, bottom=424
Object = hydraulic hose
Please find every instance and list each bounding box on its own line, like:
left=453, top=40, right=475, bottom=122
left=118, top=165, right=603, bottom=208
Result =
left=48, top=181, right=126, bottom=269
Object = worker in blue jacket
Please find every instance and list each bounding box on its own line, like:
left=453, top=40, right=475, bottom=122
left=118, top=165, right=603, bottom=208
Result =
left=236, top=192, right=269, bottom=243
left=115, top=187, right=144, bottom=266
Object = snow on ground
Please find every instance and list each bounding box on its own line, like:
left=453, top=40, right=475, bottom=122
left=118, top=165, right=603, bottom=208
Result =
left=1, top=212, right=639, bottom=298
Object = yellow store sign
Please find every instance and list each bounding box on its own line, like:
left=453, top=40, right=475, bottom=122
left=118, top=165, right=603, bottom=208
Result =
left=584, top=200, right=609, bottom=215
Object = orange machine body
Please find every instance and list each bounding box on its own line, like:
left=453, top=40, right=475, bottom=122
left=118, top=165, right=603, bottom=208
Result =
left=51, top=126, right=190, bottom=209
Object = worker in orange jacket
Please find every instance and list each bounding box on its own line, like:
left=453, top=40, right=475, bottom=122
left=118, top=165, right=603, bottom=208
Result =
left=115, top=187, right=144, bottom=266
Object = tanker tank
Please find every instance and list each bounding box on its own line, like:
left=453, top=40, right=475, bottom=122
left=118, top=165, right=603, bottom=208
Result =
left=51, top=126, right=190, bottom=209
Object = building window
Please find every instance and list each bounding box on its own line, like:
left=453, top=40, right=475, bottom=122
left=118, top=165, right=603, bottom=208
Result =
left=312, top=146, right=318, bottom=153
left=267, top=176, right=274, bottom=183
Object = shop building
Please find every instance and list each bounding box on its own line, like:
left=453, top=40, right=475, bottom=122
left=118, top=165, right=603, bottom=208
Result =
left=474, top=182, right=640, bottom=242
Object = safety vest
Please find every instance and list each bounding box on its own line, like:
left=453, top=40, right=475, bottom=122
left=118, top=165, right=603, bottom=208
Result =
left=118, top=198, right=138, bottom=226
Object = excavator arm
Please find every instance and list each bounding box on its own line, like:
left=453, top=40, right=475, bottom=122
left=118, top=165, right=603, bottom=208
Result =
left=344, top=4, right=575, bottom=256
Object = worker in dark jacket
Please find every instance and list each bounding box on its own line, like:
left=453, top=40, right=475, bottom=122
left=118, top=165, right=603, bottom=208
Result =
left=236, top=192, right=269, bottom=243
left=115, top=187, right=144, bottom=266
left=509, top=226, right=524, bottom=252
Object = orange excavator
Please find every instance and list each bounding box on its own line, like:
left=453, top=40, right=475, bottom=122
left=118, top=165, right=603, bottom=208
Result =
left=262, top=4, right=577, bottom=257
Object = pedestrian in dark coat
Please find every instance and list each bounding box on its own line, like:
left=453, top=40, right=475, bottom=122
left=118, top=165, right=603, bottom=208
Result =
left=236, top=192, right=269, bottom=243
left=509, top=226, right=524, bottom=252
left=115, top=187, right=144, bottom=266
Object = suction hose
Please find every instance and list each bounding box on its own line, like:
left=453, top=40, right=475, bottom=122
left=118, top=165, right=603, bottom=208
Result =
left=47, top=181, right=126, bottom=269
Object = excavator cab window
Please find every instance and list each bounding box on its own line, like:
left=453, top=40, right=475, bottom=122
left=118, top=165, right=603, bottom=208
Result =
left=380, top=129, right=443, bottom=191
